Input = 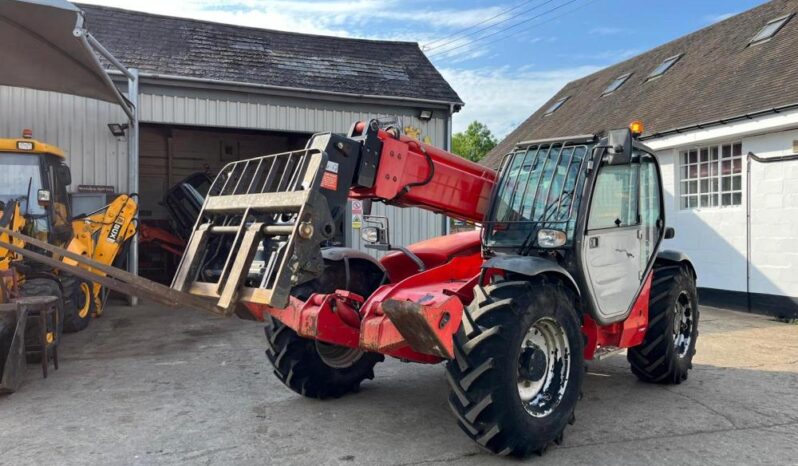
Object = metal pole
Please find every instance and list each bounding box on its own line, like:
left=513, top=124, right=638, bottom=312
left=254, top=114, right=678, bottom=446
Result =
left=127, top=69, right=140, bottom=306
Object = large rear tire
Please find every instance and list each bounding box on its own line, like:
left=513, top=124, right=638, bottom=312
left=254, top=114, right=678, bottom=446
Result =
left=447, top=277, right=584, bottom=457
left=264, top=260, right=384, bottom=399
left=61, top=275, right=95, bottom=333
left=628, top=264, right=699, bottom=384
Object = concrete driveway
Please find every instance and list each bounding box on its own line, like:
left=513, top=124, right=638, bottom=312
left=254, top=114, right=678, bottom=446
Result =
left=1, top=304, right=796, bottom=465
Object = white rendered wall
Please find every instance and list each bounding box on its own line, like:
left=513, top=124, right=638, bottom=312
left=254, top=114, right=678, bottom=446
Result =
left=652, top=119, right=798, bottom=298
left=745, top=129, right=798, bottom=298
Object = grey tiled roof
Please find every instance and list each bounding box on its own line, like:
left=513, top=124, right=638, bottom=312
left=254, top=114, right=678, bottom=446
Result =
left=77, top=4, right=462, bottom=105
left=484, top=0, right=798, bottom=167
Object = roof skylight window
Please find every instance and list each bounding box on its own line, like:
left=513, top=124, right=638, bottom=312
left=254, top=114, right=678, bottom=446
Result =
left=602, top=73, right=632, bottom=96
left=544, top=96, right=569, bottom=116
left=647, top=54, right=682, bottom=81
left=749, top=14, right=793, bottom=45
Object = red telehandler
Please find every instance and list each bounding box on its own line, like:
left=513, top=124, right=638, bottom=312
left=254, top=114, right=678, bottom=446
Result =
left=165, top=119, right=699, bottom=457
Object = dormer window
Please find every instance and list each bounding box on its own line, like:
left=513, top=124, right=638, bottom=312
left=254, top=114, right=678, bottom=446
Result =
left=544, top=96, right=569, bottom=116
left=647, top=54, right=682, bottom=81
left=749, top=14, right=793, bottom=45
left=602, top=73, right=632, bottom=96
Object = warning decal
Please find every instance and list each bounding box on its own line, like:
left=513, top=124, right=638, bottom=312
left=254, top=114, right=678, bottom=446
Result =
left=321, top=171, right=339, bottom=191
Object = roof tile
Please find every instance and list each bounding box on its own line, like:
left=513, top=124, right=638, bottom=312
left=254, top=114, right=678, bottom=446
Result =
left=484, top=0, right=798, bottom=167
left=77, top=4, right=462, bottom=105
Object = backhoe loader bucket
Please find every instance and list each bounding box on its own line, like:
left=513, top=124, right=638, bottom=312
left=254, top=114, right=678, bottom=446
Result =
left=171, top=131, right=365, bottom=313
left=0, top=302, right=27, bottom=394
left=0, top=296, right=58, bottom=395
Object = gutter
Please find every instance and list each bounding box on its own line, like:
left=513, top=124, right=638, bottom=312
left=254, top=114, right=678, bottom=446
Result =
left=640, top=102, right=798, bottom=141
left=105, top=69, right=464, bottom=110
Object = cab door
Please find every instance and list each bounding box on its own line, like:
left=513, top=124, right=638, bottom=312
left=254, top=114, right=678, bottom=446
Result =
left=581, top=151, right=663, bottom=323
left=582, top=161, right=642, bottom=321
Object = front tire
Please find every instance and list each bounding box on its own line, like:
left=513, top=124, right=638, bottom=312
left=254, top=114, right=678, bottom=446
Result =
left=447, top=277, right=584, bottom=457
left=627, top=264, right=699, bottom=384
left=264, top=260, right=384, bottom=399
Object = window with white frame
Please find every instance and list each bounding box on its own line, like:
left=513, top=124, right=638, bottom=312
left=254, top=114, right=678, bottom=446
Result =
left=679, top=142, right=743, bottom=209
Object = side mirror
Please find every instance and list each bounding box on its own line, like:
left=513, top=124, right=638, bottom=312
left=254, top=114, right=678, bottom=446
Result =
left=664, top=227, right=675, bottom=239
left=58, top=164, right=72, bottom=186
left=37, top=189, right=52, bottom=208
left=605, top=128, right=633, bottom=165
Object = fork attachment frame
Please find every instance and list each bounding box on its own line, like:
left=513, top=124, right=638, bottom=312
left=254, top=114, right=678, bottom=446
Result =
left=171, top=128, right=377, bottom=313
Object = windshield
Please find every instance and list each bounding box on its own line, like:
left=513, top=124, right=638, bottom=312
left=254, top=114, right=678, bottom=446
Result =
left=0, top=153, right=44, bottom=215
left=484, top=143, right=590, bottom=248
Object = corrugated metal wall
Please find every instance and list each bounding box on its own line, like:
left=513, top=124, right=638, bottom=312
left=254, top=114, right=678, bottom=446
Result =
left=0, top=83, right=449, bottom=251
left=0, top=85, right=129, bottom=191
left=138, top=86, right=448, bottom=251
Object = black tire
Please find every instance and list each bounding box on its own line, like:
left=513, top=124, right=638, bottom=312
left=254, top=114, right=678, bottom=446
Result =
left=264, top=260, right=384, bottom=399
left=61, top=275, right=95, bottom=333
left=628, top=264, right=699, bottom=384
left=446, top=277, right=584, bottom=457
left=21, top=278, right=64, bottom=363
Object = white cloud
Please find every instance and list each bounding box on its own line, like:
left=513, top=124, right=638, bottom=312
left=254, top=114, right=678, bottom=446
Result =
left=77, top=1, right=602, bottom=140
left=76, top=0, right=505, bottom=38
left=441, top=65, right=601, bottom=138
left=589, top=27, right=627, bottom=35
left=704, top=12, right=736, bottom=24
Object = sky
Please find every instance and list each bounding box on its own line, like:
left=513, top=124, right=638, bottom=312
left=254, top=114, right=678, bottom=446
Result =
left=77, top=0, right=768, bottom=137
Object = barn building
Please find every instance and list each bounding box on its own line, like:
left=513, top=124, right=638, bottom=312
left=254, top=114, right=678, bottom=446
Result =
left=0, top=4, right=462, bottom=278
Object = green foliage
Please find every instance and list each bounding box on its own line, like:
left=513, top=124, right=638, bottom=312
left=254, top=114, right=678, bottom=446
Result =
left=452, top=121, right=498, bottom=162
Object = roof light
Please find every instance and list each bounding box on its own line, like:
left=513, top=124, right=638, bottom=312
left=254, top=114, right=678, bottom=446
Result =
left=602, top=73, right=632, bottom=96
left=17, top=141, right=34, bottom=151
left=647, top=54, right=682, bottom=81
left=544, top=96, right=569, bottom=116
left=629, top=120, right=644, bottom=137
left=749, top=14, right=793, bottom=45
left=22, top=129, right=33, bottom=139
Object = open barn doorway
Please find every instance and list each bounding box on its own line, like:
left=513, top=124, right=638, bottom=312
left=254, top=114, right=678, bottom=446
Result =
left=137, top=124, right=313, bottom=283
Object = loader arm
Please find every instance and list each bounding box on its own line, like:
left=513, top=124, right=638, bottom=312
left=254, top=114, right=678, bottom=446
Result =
left=65, top=194, right=138, bottom=314
left=172, top=120, right=496, bottom=314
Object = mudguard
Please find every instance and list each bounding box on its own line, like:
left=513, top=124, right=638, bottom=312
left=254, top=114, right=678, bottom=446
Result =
left=321, top=247, right=385, bottom=272
left=657, top=250, right=697, bottom=277
left=482, top=255, right=580, bottom=295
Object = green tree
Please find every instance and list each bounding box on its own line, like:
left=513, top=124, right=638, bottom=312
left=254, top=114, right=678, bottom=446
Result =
left=452, top=121, right=498, bottom=162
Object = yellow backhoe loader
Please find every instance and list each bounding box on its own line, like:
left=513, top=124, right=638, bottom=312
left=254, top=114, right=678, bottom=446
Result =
left=0, top=130, right=137, bottom=391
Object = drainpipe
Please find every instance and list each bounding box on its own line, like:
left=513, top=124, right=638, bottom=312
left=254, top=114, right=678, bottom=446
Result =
left=745, top=151, right=798, bottom=312
left=127, top=69, right=140, bottom=305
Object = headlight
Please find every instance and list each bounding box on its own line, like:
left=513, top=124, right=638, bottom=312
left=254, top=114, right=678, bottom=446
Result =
left=537, top=229, right=566, bottom=248
left=361, top=226, right=380, bottom=243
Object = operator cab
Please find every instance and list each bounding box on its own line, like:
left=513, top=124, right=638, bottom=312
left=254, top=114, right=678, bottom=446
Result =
left=482, top=122, right=671, bottom=325
left=0, top=130, right=73, bottom=245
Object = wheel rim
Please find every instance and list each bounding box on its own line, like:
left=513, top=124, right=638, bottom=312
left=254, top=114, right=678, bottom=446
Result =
left=517, top=317, right=571, bottom=418
left=78, top=282, right=92, bottom=319
left=315, top=341, right=364, bottom=369
left=673, top=291, right=694, bottom=358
